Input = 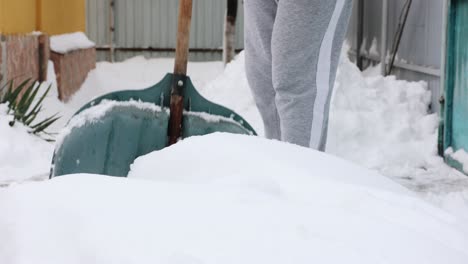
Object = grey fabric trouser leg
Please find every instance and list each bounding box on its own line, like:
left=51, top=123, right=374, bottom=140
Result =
left=244, top=0, right=353, bottom=151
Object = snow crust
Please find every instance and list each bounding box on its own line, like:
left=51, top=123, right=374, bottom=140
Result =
left=50, top=32, right=95, bottom=54
left=1, top=133, right=468, bottom=264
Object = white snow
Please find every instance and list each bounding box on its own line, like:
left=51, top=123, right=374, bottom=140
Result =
left=185, top=111, right=248, bottom=127
left=369, top=38, right=380, bottom=57
left=1, top=134, right=468, bottom=264
left=50, top=32, right=95, bottom=54
left=0, top=105, right=54, bottom=185
left=328, top=51, right=437, bottom=181
left=1, top=47, right=468, bottom=262
left=445, top=147, right=468, bottom=174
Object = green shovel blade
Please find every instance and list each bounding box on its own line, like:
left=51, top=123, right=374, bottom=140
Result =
left=51, top=74, right=256, bottom=178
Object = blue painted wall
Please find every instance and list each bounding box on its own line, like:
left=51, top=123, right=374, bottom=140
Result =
left=443, top=0, right=468, bottom=172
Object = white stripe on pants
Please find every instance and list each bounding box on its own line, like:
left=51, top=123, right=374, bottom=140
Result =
left=244, top=0, right=352, bottom=150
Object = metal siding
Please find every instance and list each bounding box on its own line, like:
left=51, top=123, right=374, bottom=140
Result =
left=347, top=0, right=443, bottom=113
left=87, top=0, right=245, bottom=61
left=86, top=0, right=109, bottom=61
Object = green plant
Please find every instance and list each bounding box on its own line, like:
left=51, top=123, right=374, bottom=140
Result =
left=0, top=79, right=60, bottom=141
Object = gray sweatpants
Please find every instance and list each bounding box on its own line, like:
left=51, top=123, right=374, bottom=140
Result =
left=244, top=0, right=352, bottom=151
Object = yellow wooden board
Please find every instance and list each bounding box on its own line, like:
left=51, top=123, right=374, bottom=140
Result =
left=0, top=0, right=85, bottom=35
left=0, top=0, right=37, bottom=34
left=37, top=0, right=86, bottom=35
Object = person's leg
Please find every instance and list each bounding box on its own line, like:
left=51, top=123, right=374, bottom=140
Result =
left=271, top=0, right=353, bottom=150
left=244, top=0, right=281, bottom=140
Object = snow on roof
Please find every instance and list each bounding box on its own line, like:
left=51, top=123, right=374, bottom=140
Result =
left=50, top=32, right=95, bottom=54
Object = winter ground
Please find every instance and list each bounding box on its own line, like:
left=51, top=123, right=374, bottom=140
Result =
left=0, top=50, right=468, bottom=262
left=2, top=134, right=468, bottom=263
left=34, top=51, right=468, bottom=221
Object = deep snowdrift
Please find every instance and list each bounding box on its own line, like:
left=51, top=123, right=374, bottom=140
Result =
left=1, top=134, right=467, bottom=264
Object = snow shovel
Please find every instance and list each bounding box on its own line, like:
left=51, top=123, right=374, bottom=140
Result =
left=50, top=0, right=256, bottom=178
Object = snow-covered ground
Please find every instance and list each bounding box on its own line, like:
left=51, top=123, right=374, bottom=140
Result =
left=0, top=106, right=54, bottom=185
left=37, top=50, right=468, bottom=220
left=2, top=134, right=468, bottom=264
left=1, top=50, right=468, bottom=262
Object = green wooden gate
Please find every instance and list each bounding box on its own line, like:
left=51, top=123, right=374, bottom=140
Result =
left=441, top=0, right=468, bottom=173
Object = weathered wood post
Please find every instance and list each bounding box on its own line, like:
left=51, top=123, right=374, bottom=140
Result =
left=38, top=34, right=50, bottom=82
left=223, top=0, right=238, bottom=66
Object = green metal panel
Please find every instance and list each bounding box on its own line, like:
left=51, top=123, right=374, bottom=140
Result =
left=442, top=0, right=468, bottom=172
left=52, top=74, right=256, bottom=177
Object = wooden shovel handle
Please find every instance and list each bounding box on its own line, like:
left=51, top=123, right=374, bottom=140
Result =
left=168, top=0, right=193, bottom=146
left=173, top=0, right=193, bottom=75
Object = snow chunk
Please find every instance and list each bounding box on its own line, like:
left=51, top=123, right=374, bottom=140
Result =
left=1, top=134, right=468, bottom=264
left=0, top=104, right=54, bottom=185
left=369, top=38, right=380, bottom=56
left=445, top=147, right=468, bottom=174
left=50, top=32, right=95, bottom=54
left=184, top=111, right=252, bottom=134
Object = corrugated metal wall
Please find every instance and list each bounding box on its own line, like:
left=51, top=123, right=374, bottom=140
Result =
left=86, top=0, right=244, bottom=62
left=86, top=0, right=445, bottom=112
left=346, top=0, right=445, bottom=112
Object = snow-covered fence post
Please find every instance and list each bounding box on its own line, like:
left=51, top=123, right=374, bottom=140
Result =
left=223, top=0, right=238, bottom=66
left=50, top=33, right=96, bottom=102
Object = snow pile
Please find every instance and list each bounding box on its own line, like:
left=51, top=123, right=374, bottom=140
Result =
left=189, top=52, right=438, bottom=178
left=198, top=55, right=263, bottom=135
left=50, top=32, right=95, bottom=54
left=1, top=134, right=468, bottom=264
left=445, top=147, right=468, bottom=174
left=197, top=52, right=443, bottom=183
left=327, top=53, right=438, bottom=180
left=0, top=104, right=54, bottom=185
